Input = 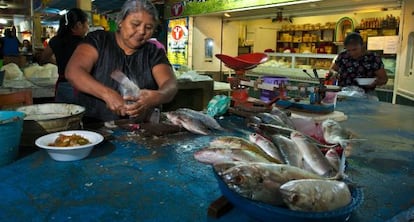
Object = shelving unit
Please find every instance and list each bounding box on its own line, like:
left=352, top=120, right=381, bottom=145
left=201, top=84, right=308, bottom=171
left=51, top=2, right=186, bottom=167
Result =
left=276, top=28, right=337, bottom=54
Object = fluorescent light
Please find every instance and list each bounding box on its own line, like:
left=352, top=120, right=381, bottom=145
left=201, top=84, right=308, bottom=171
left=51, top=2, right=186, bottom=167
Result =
left=224, top=13, right=231, bottom=17
left=225, top=0, right=322, bottom=13
left=59, top=9, right=68, bottom=15
left=0, top=18, right=7, bottom=24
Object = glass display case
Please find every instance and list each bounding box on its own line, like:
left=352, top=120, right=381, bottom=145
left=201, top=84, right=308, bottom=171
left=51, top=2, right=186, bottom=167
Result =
left=249, top=52, right=337, bottom=79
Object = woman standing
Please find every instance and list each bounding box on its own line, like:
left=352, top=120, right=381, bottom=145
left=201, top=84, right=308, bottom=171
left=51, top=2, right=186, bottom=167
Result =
left=65, top=0, right=177, bottom=122
left=41, top=8, right=89, bottom=104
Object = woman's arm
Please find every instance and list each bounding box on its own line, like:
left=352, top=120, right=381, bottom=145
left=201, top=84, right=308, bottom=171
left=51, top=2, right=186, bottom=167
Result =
left=374, top=68, right=388, bottom=86
left=65, top=43, right=127, bottom=116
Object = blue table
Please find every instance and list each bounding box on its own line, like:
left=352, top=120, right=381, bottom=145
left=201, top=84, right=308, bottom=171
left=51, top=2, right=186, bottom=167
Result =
left=0, top=98, right=413, bottom=222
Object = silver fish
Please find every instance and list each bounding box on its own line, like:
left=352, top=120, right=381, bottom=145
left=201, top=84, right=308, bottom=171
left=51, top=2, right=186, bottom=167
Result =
left=176, top=108, right=224, bottom=131
left=194, top=147, right=272, bottom=165
left=270, top=134, right=304, bottom=168
left=166, top=111, right=210, bottom=135
left=270, top=107, right=296, bottom=129
left=215, top=162, right=323, bottom=206
left=290, top=131, right=336, bottom=177
left=280, top=179, right=352, bottom=212
left=321, top=119, right=351, bottom=147
left=256, top=112, right=286, bottom=126
left=249, top=133, right=285, bottom=164
left=325, top=148, right=340, bottom=171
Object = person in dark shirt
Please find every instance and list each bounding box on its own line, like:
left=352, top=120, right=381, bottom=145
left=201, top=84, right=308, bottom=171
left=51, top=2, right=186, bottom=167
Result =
left=41, top=8, right=89, bottom=104
left=329, top=32, right=388, bottom=100
left=65, top=0, right=177, bottom=122
left=2, top=28, right=20, bottom=56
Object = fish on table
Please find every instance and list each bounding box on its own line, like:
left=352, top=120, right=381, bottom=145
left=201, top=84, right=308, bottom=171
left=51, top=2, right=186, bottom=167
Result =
left=194, top=147, right=273, bottom=165
left=165, top=108, right=225, bottom=135
left=249, top=133, right=285, bottom=164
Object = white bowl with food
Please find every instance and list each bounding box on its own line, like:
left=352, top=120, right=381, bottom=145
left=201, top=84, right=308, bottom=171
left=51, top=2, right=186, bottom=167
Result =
left=355, top=78, right=376, bottom=86
left=35, top=130, right=104, bottom=161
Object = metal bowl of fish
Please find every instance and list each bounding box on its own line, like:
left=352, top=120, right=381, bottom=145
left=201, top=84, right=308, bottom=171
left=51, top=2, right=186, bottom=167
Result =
left=214, top=171, right=363, bottom=222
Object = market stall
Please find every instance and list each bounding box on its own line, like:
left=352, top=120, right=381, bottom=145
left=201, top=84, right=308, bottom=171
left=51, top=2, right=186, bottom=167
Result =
left=0, top=97, right=412, bottom=221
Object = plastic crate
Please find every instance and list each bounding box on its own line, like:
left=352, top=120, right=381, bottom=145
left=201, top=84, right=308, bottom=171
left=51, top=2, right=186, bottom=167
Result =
left=260, top=76, right=289, bottom=102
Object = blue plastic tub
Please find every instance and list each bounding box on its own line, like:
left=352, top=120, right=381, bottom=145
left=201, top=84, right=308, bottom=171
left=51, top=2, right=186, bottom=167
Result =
left=214, top=171, right=363, bottom=222
left=0, top=111, right=25, bottom=166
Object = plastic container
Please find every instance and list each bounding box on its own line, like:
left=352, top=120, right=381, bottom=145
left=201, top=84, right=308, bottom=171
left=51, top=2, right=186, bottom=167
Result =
left=260, top=76, right=289, bottom=102
left=0, top=111, right=25, bottom=166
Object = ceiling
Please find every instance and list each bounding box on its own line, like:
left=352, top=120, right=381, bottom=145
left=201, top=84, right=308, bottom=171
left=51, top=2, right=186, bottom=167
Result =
left=0, top=0, right=403, bottom=27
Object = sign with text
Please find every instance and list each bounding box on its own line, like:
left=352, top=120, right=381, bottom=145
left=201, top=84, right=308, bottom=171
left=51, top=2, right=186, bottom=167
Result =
left=167, top=18, right=189, bottom=69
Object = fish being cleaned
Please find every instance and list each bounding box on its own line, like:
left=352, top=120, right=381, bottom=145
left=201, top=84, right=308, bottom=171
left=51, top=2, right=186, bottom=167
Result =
left=290, top=131, right=337, bottom=177
left=214, top=162, right=324, bottom=206
left=176, top=108, right=224, bottom=131
left=280, top=179, right=352, bottom=212
left=270, top=134, right=304, bottom=168
left=194, top=148, right=272, bottom=165
left=249, top=133, right=285, bottom=164
left=166, top=111, right=210, bottom=135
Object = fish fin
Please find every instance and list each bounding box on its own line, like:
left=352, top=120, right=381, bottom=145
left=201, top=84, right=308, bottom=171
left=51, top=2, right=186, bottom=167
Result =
left=337, top=149, right=348, bottom=180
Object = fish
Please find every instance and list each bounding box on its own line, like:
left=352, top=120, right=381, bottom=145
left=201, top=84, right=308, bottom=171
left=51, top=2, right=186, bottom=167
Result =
left=214, top=162, right=324, bottom=206
left=166, top=111, right=210, bottom=135
left=325, top=148, right=340, bottom=171
left=208, top=136, right=282, bottom=164
left=194, top=147, right=272, bottom=165
left=321, top=119, right=352, bottom=147
left=290, top=131, right=337, bottom=177
left=270, top=134, right=304, bottom=168
left=256, top=112, right=287, bottom=127
left=280, top=179, right=352, bottom=212
left=249, top=133, right=285, bottom=163
left=176, top=108, right=224, bottom=131
left=270, top=107, right=296, bottom=129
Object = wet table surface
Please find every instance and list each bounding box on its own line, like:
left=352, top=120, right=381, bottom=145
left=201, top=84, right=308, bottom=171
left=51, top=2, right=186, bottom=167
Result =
left=0, top=98, right=413, bottom=222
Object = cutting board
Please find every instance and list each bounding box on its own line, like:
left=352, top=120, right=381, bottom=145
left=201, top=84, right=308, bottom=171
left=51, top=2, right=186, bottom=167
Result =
left=290, top=110, right=347, bottom=122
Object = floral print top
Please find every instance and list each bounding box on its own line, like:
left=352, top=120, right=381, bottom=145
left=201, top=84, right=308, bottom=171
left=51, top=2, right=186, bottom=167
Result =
left=335, top=50, right=384, bottom=87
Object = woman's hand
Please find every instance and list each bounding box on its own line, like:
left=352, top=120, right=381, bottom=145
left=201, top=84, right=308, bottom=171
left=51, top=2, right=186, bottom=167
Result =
left=102, top=89, right=128, bottom=116
left=124, top=89, right=161, bottom=117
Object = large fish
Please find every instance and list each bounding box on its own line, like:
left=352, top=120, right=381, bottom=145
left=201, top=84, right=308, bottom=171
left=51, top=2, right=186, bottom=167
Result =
left=166, top=111, right=210, bottom=135
left=270, top=134, right=304, bottom=168
left=280, top=179, right=352, bottom=212
left=214, top=162, right=324, bottom=206
left=194, top=147, right=272, bottom=165
left=290, top=131, right=337, bottom=177
left=176, top=108, right=224, bottom=131
left=208, top=136, right=283, bottom=164
left=249, top=133, right=285, bottom=163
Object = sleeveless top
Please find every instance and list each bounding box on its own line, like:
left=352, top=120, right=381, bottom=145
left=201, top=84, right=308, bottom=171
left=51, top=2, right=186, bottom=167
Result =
left=79, top=30, right=171, bottom=121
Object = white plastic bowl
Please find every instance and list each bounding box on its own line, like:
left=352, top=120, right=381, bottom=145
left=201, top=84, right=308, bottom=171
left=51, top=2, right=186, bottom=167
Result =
left=35, top=130, right=104, bottom=161
left=355, top=78, right=376, bottom=86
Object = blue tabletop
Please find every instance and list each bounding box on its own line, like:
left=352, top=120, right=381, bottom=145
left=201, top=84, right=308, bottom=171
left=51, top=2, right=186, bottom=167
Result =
left=0, top=98, right=413, bottom=222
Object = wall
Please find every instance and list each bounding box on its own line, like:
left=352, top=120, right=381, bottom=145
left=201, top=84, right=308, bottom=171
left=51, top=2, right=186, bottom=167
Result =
left=192, top=16, right=222, bottom=71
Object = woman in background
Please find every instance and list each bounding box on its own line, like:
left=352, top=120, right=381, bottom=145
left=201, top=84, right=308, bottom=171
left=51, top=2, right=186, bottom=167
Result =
left=41, top=8, right=89, bottom=104
left=329, top=32, right=388, bottom=100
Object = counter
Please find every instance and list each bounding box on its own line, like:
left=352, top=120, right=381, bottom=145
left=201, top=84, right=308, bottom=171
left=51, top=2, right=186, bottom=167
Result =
left=0, top=98, right=413, bottom=221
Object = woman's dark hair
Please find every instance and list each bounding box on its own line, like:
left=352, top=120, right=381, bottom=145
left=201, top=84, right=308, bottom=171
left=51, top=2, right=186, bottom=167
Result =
left=344, top=32, right=363, bottom=46
left=116, top=0, right=159, bottom=30
left=57, top=8, right=88, bottom=39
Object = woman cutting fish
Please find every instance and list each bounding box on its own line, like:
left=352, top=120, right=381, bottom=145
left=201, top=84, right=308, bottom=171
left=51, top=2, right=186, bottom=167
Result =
left=329, top=32, right=388, bottom=100
left=65, top=0, right=177, bottom=122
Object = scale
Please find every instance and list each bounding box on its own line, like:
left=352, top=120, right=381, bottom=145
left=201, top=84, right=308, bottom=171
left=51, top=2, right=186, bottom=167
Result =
left=215, top=53, right=340, bottom=116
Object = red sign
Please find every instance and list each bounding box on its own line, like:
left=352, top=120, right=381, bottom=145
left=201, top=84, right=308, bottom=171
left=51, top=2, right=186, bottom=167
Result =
left=171, top=25, right=184, bottom=40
